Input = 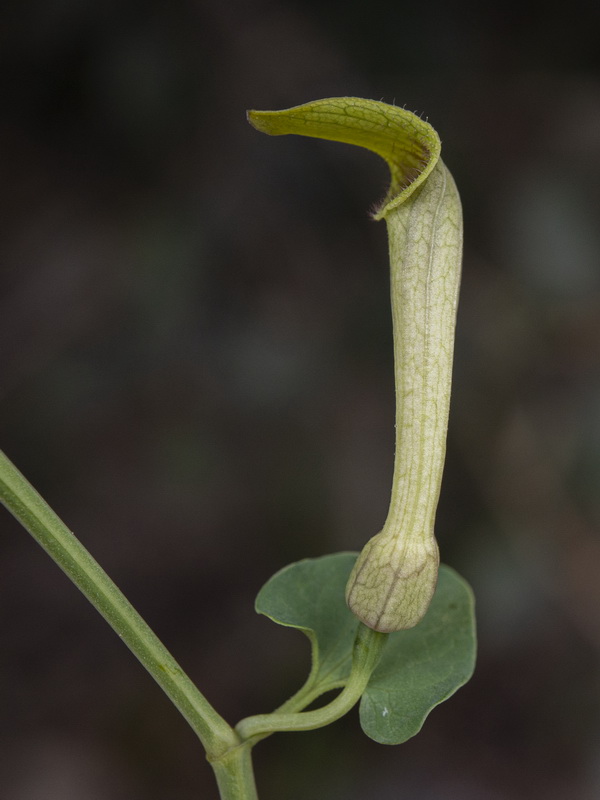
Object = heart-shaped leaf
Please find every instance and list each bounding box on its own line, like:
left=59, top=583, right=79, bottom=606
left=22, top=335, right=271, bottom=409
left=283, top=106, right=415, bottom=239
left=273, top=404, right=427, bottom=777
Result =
left=359, top=564, right=476, bottom=744
left=255, top=553, right=476, bottom=742
left=255, top=552, right=359, bottom=693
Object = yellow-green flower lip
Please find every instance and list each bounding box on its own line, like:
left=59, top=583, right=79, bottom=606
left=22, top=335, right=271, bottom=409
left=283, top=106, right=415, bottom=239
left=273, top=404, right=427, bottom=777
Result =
left=247, top=97, right=441, bottom=220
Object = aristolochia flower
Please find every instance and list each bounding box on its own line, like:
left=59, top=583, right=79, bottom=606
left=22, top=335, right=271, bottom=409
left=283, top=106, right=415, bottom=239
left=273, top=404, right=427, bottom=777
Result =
left=248, top=98, right=462, bottom=632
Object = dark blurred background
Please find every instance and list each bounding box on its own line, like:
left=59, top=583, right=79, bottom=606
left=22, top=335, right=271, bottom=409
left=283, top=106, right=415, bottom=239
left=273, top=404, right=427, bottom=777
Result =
left=2, top=1, right=600, bottom=798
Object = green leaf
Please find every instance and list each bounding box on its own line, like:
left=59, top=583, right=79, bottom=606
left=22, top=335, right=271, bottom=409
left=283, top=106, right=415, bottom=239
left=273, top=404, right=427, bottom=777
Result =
left=255, top=553, right=360, bottom=694
left=359, top=565, right=476, bottom=744
left=256, top=553, right=476, bottom=744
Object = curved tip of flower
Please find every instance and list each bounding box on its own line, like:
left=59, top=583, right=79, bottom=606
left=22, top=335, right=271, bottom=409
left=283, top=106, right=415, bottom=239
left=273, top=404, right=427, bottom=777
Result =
left=246, top=109, right=263, bottom=130
left=246, top=98, right=441, bottom=220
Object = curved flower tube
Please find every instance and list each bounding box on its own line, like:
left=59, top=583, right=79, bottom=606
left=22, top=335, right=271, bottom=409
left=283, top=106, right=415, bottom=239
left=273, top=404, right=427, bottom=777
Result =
left=248, top=98, right=462, bottom=632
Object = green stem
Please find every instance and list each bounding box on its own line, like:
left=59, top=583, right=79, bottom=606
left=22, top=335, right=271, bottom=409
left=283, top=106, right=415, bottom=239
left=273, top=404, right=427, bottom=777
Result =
left=210, top=742, right=259, bottom=800
left=237, top=678, right=347, bottom=749
left=0, top=449, right=238, bottom=760
left=235, top=624, right=386, bottom=740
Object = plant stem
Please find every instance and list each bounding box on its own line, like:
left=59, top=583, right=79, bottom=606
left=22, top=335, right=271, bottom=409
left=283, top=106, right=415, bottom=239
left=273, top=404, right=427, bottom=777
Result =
left=0, top=449, right=238, bottom=760
left=210, top=742, right=259, bottom=800
left=235, top=624, right=386, bottom=740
